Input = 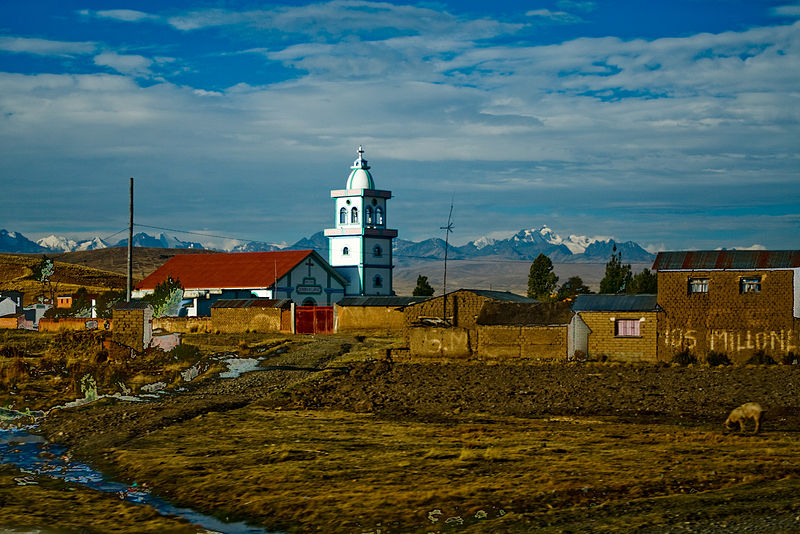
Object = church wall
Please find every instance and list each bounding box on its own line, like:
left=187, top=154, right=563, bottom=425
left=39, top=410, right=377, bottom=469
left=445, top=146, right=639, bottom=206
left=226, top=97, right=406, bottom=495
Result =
left=329, top=236, right=363, bottom=266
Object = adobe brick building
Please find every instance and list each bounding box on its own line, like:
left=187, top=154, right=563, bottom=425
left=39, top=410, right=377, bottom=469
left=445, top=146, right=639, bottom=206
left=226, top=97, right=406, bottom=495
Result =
left=112, top=301, right=153, bottom=352
left=572, top=294, right=661, bottom=362
left=653, top=250, right=800, bottom=363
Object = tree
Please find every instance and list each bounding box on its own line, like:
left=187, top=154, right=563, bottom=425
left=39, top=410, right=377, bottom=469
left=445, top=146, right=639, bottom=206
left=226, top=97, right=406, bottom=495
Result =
left=142, top=277, right=183, bottom=317
left=557, top=276, right=592, bottom=300
left=628, top=268, right=658, bottom=294
left=599, top=245, right=632, bottom=294
left=412, top=275, right=435, bottom=297
left=32, top=255, right=58, bottom=304
left=527, top=253, right=559, bottom=301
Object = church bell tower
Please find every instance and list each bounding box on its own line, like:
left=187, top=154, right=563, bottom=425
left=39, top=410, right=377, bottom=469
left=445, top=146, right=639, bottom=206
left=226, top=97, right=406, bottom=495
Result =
left=324, top=147, right=397, bottom=296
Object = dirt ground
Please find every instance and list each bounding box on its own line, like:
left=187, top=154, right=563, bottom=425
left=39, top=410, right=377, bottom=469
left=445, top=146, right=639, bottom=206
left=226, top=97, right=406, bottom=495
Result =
left=4, top=333, right=800, bottom=533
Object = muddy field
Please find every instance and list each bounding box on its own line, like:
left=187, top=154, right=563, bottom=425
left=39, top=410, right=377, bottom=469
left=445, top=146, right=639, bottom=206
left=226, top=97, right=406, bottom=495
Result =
left=3, top=334, right=800, bottom=533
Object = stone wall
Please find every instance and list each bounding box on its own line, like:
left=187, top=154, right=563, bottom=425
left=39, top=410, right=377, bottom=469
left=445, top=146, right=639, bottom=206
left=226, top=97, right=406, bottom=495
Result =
left=336, top=305, right=406, bottom=333
left=407, top=327, right=471, bottom=358
left=476, top=325, right=568, bottom=360
left=657, top=270, right=798, bottom=363
left=38, top=318, right=112, bottom=332
left=404, top=291, right=493, bottom=352
left=578, top=311, right=660, bottom=362
left=211, top=307, right=288, bottom=334
left=152, top=317, right=212, bottom=334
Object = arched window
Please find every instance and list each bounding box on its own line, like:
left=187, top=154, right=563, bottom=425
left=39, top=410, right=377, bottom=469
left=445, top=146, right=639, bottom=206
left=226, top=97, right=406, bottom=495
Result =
left=342, top=246, right=349, bottom=256
left=365, top=207, right=373, bottom=224
left=351, top=207, right=358, bottom=223
left=374, top=275, right=383, bottom=288
left=376, top=206, right=384, bottom=225
left=373, top=245, right=382, bottom=257
left=339, top=207, right=347, bottom=224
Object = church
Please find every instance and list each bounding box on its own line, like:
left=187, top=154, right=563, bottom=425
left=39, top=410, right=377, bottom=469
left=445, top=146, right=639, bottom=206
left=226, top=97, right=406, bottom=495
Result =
left=325, top=146, right=397, bottom=296
left=134, top=147, right=396, bottom=314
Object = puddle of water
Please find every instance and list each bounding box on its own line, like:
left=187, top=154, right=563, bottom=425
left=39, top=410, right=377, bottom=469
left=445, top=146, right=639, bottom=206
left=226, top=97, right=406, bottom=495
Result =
left=219, top=358, right=262, bottom=379
left=0, top=427, right=274, bottom=534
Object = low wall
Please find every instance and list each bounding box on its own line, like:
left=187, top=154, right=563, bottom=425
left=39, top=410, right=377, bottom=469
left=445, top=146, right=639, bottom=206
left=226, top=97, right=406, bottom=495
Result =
left=476, top=325, right=568, bottom=360
left=408, top=327, right=471, bottom=357
left=336, top=306, right=406, bottom=333
left=38, top=318, right=112, bottom=332
left=211, top=307, right=287, bottom=333
left=152, top=317, right=212, bottom=334
left=0, top=316, right=20, bottom=329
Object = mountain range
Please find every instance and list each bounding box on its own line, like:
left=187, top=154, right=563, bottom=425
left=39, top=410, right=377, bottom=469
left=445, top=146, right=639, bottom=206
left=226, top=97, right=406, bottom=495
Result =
left=0, top=227, right=655, bottom=263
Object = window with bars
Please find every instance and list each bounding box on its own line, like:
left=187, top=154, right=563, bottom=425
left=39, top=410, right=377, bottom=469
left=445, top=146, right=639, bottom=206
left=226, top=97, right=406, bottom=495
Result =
left=615, top=319, right=641, bottom=337
left=740, top=277, right=761, bottom=294
left=688, top=278, right=709, bottom=294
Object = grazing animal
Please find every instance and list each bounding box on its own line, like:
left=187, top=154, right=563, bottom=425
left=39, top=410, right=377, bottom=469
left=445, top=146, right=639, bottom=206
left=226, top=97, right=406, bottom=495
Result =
left=725, top=402, right=764, bottom=434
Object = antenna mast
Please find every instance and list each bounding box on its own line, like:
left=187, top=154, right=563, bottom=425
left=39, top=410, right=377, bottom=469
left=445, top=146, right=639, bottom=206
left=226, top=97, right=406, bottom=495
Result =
left=126, top=177, right=133, bottom=302
left=440, top=198, right=454, bottom=324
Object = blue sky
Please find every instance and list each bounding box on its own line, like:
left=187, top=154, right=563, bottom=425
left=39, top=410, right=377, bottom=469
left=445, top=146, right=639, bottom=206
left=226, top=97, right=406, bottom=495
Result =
left=1, top=0, right=798, bottom=251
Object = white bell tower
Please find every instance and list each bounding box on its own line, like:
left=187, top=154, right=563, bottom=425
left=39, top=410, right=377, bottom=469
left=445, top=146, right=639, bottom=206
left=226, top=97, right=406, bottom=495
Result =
left=324, top=147, right=397, bottom=296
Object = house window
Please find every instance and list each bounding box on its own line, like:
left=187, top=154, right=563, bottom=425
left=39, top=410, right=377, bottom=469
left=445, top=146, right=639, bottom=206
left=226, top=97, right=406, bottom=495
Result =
left=374, top=275, right=383, bottom=287
left=351, top=207, right=358, bottom=223
left=373, top=245, right=382, bottom=257
left=615, top=319, right=640, bottom=337
left=339, top=207, right=347, bottom=224
left=342, top=247, right=349, bottom=256
left=688, top=278, right=709, bottom=294
left=376, top=207, right=383, bottom=225
left=366, top=207, right=373, bottom=224
left=740, top=277, right=761, bottom=294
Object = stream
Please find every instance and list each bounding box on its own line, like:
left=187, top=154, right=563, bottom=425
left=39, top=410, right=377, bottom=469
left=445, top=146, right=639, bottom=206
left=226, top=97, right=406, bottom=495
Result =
left=0, top=425, right=272, bottom=533
left=0, top=349, right=291, bottom=533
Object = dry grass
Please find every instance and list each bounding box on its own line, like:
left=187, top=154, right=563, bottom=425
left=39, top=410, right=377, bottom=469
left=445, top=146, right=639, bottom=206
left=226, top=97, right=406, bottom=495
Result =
left=102, top=408, right=800, bottom=533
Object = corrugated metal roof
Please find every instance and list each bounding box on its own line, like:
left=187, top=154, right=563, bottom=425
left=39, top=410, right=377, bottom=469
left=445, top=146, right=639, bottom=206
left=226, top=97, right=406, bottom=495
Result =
left=211, top=299, right=291, bottom=309
left=336, top=296, right=430, bottom=307
left=136, top=250, right=341, bottom=291
left=113, top=300, right=152, bottom=310
left=572, top=294, right=659, bottom=312
left=465, top=289, right=538, bottom=303
left=653, top=250, right=800, bottom=271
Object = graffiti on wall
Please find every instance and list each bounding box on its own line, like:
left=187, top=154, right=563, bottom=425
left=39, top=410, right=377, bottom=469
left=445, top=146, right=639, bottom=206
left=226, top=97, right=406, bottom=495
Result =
left=663, top=327, right=799, bottom=354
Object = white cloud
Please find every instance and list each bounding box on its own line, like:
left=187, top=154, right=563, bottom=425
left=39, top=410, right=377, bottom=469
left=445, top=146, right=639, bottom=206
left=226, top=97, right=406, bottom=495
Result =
left=93, top=52, right=154, bottom=77
left=0, top=36, right=95, bottom=56
left=771, top=4, right=800, bottom=17
left=525, top=9, right=583, bottom=24
left=90, top=9, right=157, bottom=23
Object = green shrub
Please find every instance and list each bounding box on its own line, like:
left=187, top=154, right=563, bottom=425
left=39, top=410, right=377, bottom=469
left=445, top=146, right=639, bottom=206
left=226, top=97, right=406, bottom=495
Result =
left=705, top=351, right=731, bottom=366
left=672, top=349, right=697, bottom=366
left=170, top=343, right=201, bottom=362
left=745, top=350, right=776, bottom=365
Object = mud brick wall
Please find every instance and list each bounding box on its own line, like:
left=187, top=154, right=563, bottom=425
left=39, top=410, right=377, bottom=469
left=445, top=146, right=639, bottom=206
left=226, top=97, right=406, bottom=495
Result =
left=112, top=308, right=152, bottom=352
left=211, top=307, right=285, bottom=333
left=404, top=292, right=493, bottom=352
left=0, top=316, right=20, bottom=329
left=152, top=317, right=212, bottom=334
left=477, top=325, right=568, bottom=360
left=657, top=270, right=798, bottom=363
left=38, top=318, right=113, bottom=332
left=336, top=306, right=406, bottom=333
left=408, top=327, right=471, bottom=357
left=578, top=311, right=659, bottom=363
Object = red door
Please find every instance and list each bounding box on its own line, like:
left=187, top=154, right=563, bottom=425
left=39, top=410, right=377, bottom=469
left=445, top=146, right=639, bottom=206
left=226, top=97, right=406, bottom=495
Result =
left=295, top=306, right=334, bottom=334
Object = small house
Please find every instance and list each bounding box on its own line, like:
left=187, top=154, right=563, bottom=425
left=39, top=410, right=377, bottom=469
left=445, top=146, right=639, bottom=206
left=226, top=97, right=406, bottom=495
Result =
left=211, top=298, right=292, bottom=333
left=476, top=301, right=575, bottom=360
left=334, top=296, right=428, bottom=334
left=571, top=294, right=660, bottom=362
left=112, top=301, right=153, bottom=352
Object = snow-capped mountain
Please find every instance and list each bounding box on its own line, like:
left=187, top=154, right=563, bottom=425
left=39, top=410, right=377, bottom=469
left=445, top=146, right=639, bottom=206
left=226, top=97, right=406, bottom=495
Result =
left=36, top=234, right=110, bottom=252
left=114, top=232, right=205, bottom=249
left=0, top=229, right=47, bottom=253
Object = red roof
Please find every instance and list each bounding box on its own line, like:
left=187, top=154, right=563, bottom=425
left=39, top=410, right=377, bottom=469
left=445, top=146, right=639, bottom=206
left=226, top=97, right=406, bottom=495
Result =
left=653, top=250, right=800, bottom=271
left=136, top=250, right=316, bottom=291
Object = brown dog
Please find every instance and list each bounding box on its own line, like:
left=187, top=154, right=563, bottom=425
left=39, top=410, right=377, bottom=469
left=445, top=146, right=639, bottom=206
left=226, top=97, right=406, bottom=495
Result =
left=725, top=402, right=764, bottom=434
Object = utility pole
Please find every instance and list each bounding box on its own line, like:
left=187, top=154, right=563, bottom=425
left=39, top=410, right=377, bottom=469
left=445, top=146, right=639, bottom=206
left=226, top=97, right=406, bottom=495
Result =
left=126, top=177, right=133, bottom=302
left=440, top=198, right=454, bottom=325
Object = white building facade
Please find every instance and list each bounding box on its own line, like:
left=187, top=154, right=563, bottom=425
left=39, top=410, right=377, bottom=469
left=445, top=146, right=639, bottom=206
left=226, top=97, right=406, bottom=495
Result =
left=325, top=147, right=397, bottom=296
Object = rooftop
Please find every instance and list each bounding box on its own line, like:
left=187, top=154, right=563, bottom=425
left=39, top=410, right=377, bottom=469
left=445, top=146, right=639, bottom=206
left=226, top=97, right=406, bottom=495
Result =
left=572, top=294, right=659, bottom=312
left=653, top=250, right=800, bottom=271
